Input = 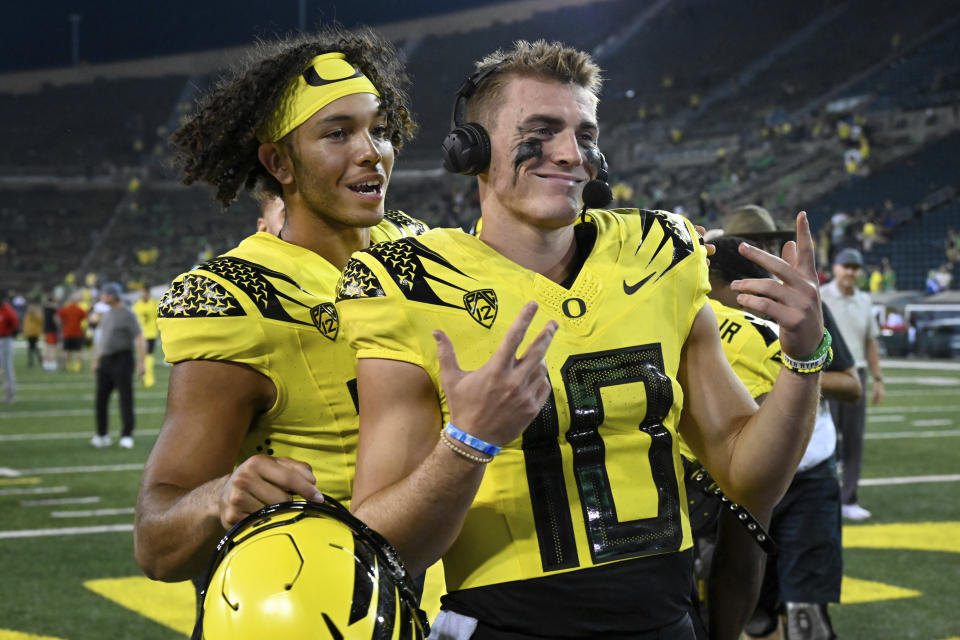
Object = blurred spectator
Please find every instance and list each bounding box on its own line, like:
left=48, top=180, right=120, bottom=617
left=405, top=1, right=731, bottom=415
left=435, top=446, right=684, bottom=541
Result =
left=860, top=217, right=878, bottom=251
left=57, top=292, right=89, bottom=373
left=816, top=226, right=831, bottom=273
left=611, top=181, right=635, bottom=208
left=91, top=283, right=145, bottom=449
left=42, top=294, right=60, bottom=371
left=822, top=248, right=884, bottom=522
left=868, top=266, right=883, bottom=293
left=132, top=286, right=160, bottom=388
left=22, top=299, right=43, bottom=368
left=945, top=228, right=960, bottom=264
left=0, top=291, right=19, bottom=403
left=925, top=268, right=941, bottom=294
left=881, top=257, right=896, bottom=292
left=934, top=264, right=953, bottom=291
left=829, top=212, right=848, bottom=248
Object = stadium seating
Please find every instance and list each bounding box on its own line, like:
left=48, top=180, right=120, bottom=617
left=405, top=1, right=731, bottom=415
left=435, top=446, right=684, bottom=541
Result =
left=1, top=1, right=958, bottom=296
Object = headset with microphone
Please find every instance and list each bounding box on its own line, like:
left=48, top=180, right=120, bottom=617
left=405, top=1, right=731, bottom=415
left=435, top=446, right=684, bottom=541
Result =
left=440, top=64, right=613, bottom=210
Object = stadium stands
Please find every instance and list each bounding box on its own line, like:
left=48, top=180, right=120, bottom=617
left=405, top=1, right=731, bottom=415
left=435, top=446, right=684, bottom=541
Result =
left=0, top=75, right=188, bottom=175
left=1, top=0, right=958, bottom=300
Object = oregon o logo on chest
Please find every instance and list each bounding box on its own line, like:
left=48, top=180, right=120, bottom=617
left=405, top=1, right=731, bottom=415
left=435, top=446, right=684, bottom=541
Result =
left=562, top=297, right=587, bottom=318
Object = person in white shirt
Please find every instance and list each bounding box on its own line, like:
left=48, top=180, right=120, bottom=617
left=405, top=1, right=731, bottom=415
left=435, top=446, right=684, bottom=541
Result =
left=820, top=248, right=884, bottom=521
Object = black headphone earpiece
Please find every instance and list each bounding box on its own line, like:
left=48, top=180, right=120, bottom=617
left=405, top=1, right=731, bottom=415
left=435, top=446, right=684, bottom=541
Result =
left=595, top=151, right=609, bottom=183
left=441, top=63, right=504, bottom=175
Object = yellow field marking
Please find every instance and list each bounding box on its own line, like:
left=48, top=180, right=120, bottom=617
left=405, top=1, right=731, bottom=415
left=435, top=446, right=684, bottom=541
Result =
left=844, top=521, right=960, bottom=554
left=0, top=477, right=41, bottom=486
left=0, top=630, right=65, bottom=640
left=839, top=521, right=960, bottom=605
left=840, top=576, right=922, bottom=604
left=84, top=576, right=194, bottom=637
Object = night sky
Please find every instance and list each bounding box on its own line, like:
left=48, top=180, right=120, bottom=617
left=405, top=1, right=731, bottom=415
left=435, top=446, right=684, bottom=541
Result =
left=1, top=1, right=505, bottom=73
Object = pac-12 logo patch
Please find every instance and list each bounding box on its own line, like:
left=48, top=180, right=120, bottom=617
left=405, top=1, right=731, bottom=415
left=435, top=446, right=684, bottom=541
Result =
left=310, top=302, right=339, bottom=341
left=463, top=289, right=498, bottom=328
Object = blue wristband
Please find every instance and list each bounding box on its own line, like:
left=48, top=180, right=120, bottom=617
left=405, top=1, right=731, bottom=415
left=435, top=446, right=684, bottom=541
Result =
left=444, top=423, right=502, bottom=457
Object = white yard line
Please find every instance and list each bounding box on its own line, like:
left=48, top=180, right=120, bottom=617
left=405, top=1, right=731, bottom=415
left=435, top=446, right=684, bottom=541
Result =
left=912, top=419, right=953, bottom=427
left=0, top=486, right=68, bottom=496
left=0, top=407, right=164, bottom=419
left=860, top=474, right=960, bottom=486
left=8, top=393, right=168, bottom=403
left=15, top=382, right=100, bottom=391
left=886, top=389, right=960, bottom=396
left=21, top=496, right=101, bottom=507
left=0, top=429, right=160, bottom=442
left=865, top=429, right=960, bottom=439
left=883, top=376, right=960, bottom=386
left=869, top=405, right=958, bottom=414
left=0, top=524, right=133, bottom=539
left=17, top=463, right=143, bottom=475
left=866, top=415, right=905, bottom=423
left=881, top=359, right=960, bottom=371
left=51, top=507, right=135, bottom=518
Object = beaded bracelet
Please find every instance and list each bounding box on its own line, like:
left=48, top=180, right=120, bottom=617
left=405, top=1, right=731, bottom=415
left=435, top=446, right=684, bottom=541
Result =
left=444, top=422, right=502, bottom=457
left=441, top=432, right=494, bottom=464
left=781, top=328, right=833, bottom=374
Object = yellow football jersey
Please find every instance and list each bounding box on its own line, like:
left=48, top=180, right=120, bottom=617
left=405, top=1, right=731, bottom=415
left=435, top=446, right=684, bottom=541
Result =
left=338, top=208, right=709, bottom=592
left=133, top=297, right=160, bottom=340
left=157, top=211, right=427, bottom=502
left=708, top=298, right=782, bottom=398
left=678, top=299, right=783, bottom=461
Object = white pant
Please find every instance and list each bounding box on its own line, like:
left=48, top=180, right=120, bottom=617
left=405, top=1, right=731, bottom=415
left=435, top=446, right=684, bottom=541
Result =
left=0, top=337, right=15, bottom=401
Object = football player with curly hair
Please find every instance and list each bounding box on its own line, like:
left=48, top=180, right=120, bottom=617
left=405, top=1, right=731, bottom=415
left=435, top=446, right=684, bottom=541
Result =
left=134, top=25, right=426, bottom=586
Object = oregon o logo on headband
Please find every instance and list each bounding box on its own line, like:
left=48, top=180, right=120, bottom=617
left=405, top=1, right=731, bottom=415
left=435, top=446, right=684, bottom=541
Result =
left=257, top=52, right=381, bottom=143
left=302, top=57, right=363, bottom=87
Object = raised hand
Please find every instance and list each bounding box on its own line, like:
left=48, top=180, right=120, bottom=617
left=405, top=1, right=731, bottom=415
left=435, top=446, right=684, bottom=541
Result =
left=730, top=212, right=824, bottom=360
left=434, top=301, right=557, bottom=447
left=218, top=455, right=324, bottom=529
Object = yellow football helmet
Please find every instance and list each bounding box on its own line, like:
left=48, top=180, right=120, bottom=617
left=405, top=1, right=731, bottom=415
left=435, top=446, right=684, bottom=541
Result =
left=198, top=498, right=428, bottom=640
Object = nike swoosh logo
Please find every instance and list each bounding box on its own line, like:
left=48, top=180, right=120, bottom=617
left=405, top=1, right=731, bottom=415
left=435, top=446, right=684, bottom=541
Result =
left=623, top=273, right=655, bottom=295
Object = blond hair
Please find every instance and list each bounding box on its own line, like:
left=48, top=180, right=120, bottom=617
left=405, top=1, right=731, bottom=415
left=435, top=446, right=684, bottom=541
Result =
left=466, top=39, right=603, bottom=126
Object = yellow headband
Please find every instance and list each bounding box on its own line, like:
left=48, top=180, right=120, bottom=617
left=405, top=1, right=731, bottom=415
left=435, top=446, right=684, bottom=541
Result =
left=257, top=52, right=381, bottom=143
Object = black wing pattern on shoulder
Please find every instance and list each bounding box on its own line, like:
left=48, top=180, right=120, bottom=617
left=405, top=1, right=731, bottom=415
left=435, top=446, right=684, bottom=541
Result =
left=197, top=257, right=313, bottom=326
left=337, top=237, right=471, bottom=309
left=635, top=210, right=697, bottom=281
left=158, top=273, right=245, bottom=318
left=382, top=210, right=429, bottom=237
left=337, top=258, right=386, bottom=301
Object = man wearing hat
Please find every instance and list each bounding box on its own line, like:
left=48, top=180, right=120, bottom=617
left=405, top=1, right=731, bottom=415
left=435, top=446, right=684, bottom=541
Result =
left=703, top=207, right=861, bottom=638
left=718, top=204, right=797, bottom=248
left=92, top=282, right=146, bottom=449
left=821, top=247, right=884, bottom=521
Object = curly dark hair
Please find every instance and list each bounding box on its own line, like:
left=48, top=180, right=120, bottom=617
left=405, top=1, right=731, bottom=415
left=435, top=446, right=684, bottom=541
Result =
left=171, top=25, right=417, bottom=208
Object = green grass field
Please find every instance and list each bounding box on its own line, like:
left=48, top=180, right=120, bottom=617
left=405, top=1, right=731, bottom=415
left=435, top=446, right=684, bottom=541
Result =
left=1, top=346, right=958, bottom=639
